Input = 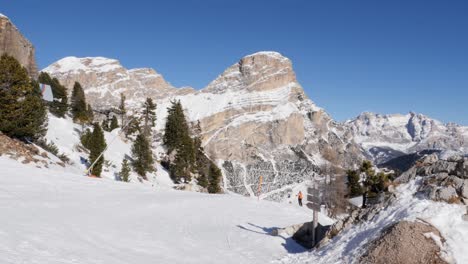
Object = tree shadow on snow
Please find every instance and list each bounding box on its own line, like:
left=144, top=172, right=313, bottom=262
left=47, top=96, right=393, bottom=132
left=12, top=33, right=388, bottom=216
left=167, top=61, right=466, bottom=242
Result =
left=236, top=223, right=308, bottom=254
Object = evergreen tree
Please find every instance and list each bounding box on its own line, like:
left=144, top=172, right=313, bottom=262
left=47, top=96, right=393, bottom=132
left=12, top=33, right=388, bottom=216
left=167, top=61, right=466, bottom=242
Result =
left=86, top=104, right=94, bottom=123
left=0, top=54, right=47, bottom=140
left=88, top=123, right=107, bottom=177
left=38, top=72, right=68, bottom=117
left=162, top=101, right=200, bottom=183
left=80, top=128, right=92, bottom=150
left=207, top=162, right=222, bottom=193
left=142, top=97, right=156, bottom=138
left=119, top=159, right=131, bottom=182
left=110, top=116, right=119, bottom=131
left=347, top=169, right=363, bottom=197
left=119, top=93, right=126, bottom=127
left=101, top=119, right=110, bottom=132
left=124, top=118, right=140, bottom=138
left=131, top=133, right=154, bottom=178
left=70, top=82, right=89, bottom=123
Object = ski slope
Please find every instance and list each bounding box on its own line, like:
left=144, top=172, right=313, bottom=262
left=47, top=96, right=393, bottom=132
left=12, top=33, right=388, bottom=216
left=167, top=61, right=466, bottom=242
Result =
left=0, top=157, right=332, bottom=264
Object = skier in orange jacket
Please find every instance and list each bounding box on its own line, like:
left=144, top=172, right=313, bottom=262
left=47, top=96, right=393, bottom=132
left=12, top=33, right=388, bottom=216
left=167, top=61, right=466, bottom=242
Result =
left=297, top=191, right=303, bottom=206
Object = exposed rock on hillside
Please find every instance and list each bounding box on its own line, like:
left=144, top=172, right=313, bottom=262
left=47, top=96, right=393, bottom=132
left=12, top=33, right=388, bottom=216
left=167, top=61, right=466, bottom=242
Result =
left=360, top=221, right=447, bottom=264
left=0, top=14, right=37, bottom=78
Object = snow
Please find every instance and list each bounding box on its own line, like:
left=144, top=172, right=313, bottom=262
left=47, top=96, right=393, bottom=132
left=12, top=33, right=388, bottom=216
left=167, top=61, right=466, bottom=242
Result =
left=0, top=157, right=327, bottom=264
left=43, top=56, right=121, bottom=74
left=155, top=83, right=297, bottom=131
left=280, top=178, right=468, bottom=264
left=0, top=13, right=8, bottom=19
left=245, top=51, right=290, bottom=62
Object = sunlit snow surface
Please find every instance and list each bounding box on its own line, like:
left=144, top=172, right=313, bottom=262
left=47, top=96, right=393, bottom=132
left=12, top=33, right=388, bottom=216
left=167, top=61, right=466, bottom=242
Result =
left=0, top=156, right=337, bottom=264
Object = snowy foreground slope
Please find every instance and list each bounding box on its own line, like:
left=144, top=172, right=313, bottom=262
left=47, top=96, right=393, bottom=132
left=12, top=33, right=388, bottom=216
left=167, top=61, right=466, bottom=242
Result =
left=0, top=157, right=335, bottom=264
left=279, top=179, right=468, bottom=264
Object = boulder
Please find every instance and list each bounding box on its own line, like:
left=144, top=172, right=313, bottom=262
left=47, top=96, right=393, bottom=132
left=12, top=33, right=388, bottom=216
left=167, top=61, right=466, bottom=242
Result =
left=437, top=186, right=458, bottom=203
left=430, top=160, right=457, bottom=175
left=447, top=155, right=464, bottom=162
left=395, top=167, right=417, bottom=183
left=292, top=222, right=331, bottom=249
left=443, top=176, right=465, bottom=191
left=421, top=153, right=439, bottom=164
left=359, top=221, right=447, bottom=264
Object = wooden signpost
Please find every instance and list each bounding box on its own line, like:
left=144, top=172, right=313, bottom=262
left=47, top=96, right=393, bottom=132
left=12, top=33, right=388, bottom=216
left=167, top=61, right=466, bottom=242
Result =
left=306, top=186, right=321, bottom=247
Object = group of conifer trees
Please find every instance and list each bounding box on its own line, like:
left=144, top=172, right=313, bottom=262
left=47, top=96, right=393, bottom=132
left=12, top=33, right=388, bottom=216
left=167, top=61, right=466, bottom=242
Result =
left=163, top=100, right=221, bottom=193
left=0, top=54, right=221, bottom=192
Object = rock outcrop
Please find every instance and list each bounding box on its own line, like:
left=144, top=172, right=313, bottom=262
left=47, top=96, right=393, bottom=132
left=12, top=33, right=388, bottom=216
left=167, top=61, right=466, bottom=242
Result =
left=395, top=154, right=468, bottom=204
left=0, top=14, right=37, bottom=78
left=359, top=221, right=447, bottom=264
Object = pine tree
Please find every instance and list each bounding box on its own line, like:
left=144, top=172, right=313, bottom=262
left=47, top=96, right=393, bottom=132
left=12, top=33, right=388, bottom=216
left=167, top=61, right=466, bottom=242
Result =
left=207, top=162, right=222, bottom=193
left=101, top=119, right=110, bottom=132
left=131, top=133, right=154, bottom=178
left=70, top=82, right=89, bottom=123
left=347, top=169, right=363, bottom=197
left=0, top=54, right=47, bottom=140
left=38, top=72, right=68, bottom=117
left=80, top=128, right=92, bottom=150
left=110, top=116, right=119, bottom=131
left=120, top=159, right=131, bottom=182
left=119, top=93, right=126, bottom=127
left=124, top=118, right=140, bottom=138
left=163, top=101, right=196, bottom=183
left=86, top=104, right=94, bottom=122
left=88, top=123, right=107, bottom=177
left=142, top=97, right=156, bottom=138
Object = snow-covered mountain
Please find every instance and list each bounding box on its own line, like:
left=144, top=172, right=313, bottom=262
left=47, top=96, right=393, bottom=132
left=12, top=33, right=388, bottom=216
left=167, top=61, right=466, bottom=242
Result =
left=43, top=52, right=468, bottom=198
left=44, top=52, right=362, bottom=200
left=346, top=112, right=468, bottom=164
left=43, top=56, right=193, bottom=108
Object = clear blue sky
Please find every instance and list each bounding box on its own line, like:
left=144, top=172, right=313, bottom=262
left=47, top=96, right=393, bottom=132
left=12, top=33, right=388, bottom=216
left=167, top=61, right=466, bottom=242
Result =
left=2, top=0, right=467, bottom=124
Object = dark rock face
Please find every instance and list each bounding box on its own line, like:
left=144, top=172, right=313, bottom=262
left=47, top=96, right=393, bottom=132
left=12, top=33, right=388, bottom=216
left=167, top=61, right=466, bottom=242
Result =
left=0, top=15, right=38, bottom=78
left=292, top=222, right=330, bottom=249
left=360, top=221, right=447, bottom=264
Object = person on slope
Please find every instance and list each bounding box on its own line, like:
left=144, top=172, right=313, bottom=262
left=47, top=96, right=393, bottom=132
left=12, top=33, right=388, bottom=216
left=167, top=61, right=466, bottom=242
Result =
left=297, top=191, right=304, bottom=207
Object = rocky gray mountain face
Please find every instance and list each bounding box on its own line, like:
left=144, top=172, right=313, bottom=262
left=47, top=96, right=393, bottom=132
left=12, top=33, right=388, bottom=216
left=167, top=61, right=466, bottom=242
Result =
left=0, top=14, right=38, bottom=78
left=44, top=51, right=468, bottom=200
left=346, top=112, right=468, bottom=164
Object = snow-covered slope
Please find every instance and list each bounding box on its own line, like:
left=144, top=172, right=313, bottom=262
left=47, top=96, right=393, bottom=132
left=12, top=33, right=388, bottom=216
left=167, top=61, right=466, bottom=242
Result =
left=45, top=114, right=173, bottom=186
left=0, top=156, right=333, bottom=264
left=280, top=179, right=468, bottom=264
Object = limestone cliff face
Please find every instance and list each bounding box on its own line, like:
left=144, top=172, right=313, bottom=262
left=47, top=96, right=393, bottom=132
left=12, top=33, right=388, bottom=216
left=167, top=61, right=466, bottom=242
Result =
left=0, top=14, right=38, bottom=78
left=43, top=56, right=194, bottom=109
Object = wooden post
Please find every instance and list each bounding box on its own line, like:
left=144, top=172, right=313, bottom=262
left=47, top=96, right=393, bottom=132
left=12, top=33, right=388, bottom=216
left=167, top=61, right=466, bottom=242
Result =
left=257, top=175, right=263, bottom=200
left=313, top=209, right=318, bottom=246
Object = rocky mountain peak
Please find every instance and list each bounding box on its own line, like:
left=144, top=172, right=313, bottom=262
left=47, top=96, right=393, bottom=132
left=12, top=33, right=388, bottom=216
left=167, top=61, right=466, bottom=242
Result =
left=43, top=56, right=190, bottom=109
left=0, top=14, right=38, bottom=78
left=203, top=51, right=296, bottom=93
